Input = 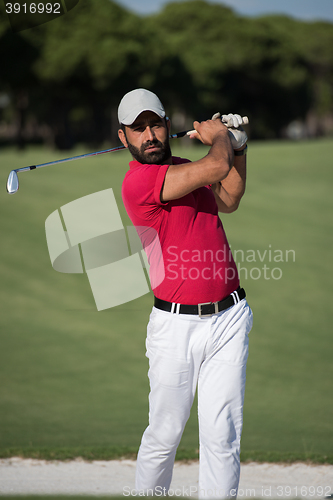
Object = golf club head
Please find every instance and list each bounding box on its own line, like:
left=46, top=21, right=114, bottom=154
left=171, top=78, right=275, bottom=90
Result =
left=6, top=170, right=19, bottom=194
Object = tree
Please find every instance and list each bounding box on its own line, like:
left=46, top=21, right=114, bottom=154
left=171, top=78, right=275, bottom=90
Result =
left=0, top=4, right=39, bottom=147
left=152, top=2, right=333, bottom=138
left=1, top=0, right=332, bottom=146
left=21, top=0, right=184, bottom=146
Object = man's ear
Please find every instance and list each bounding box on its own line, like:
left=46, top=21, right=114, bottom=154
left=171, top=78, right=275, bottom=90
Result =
left=166, top=117, right=171, bottom=133
left=118, top=128, right=128, bottom=148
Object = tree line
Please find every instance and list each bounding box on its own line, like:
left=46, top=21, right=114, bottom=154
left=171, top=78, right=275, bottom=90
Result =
left=1, top=0, right=333, bottom=149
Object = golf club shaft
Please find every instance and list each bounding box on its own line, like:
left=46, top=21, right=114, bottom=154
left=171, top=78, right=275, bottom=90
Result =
left=6, top=118, right=249, bottom=194
left=5, top=130, right=190, bottom=194
left=10, top=115, right=248, bottom=175
left=14, top=131, right=188, bottom=175
left=14, top=145, right=126, bottom=174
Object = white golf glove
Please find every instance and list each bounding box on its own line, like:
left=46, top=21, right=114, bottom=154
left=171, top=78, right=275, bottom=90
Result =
left=212, top=112, right=248, bottom=150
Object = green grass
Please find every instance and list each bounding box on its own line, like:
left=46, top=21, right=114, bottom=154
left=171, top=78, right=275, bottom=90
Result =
left=0, top=138, right=332, bottom=463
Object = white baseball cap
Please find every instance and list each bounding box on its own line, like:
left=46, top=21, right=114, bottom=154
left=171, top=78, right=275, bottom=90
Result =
left=118, top=88, right=166, bottom=125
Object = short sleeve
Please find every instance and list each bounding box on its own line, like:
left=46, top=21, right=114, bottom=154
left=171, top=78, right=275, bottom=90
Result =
left=153, top=163, right=170, bottom=206
left=122, top=163, right=170, bottom=222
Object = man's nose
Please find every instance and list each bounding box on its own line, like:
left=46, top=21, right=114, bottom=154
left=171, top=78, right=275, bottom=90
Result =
left=144, top=126, right=154, bottom=141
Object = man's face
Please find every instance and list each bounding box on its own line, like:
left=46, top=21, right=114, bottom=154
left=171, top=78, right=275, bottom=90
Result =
left=118, top=111, right=172, bottom=165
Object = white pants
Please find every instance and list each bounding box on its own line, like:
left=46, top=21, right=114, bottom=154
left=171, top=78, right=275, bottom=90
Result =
left=135, top=298, right=253, bottom=498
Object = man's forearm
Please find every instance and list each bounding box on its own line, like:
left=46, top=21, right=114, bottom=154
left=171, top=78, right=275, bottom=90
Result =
left=162, top=123, right=234, bottom=202
left=212, top=154, right=246, bottom=213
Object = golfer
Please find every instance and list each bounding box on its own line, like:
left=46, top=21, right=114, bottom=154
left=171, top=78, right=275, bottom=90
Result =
left=119, top=89, right=253, bottom=498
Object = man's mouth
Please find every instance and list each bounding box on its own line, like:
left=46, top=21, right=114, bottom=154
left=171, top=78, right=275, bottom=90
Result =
left=144, top=142, right=161, bottom=153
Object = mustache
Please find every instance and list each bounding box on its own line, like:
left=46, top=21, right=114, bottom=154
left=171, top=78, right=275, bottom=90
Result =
left=142, top=139, right=163, bottom=151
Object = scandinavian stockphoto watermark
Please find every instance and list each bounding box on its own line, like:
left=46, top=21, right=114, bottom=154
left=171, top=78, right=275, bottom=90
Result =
left=232, top=245, right=296, bottom=281
left=45, top=188, right=165, bottom=311
left=166, top=245, right=296, bottom=282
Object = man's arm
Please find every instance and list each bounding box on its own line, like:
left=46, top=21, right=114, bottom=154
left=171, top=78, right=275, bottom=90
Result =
left=161, top=119, right=233, bottom=203
left=211, top=151, right=246, bottom=213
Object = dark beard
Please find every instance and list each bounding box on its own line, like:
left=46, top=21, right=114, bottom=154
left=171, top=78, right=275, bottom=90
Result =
left=127, top=137, right=172, bottom=165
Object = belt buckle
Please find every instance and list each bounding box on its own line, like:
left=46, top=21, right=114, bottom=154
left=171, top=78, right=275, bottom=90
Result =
left=198, top=301, right=219, bottom=317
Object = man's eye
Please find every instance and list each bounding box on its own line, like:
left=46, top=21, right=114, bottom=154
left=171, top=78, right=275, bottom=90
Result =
left=133, top=123, right=161, bottom=132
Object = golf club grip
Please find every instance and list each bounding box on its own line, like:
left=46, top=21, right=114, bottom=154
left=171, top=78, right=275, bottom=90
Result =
left=186, top=115, right=249, bottom=136
left=170, top=131, right=188, bottom=139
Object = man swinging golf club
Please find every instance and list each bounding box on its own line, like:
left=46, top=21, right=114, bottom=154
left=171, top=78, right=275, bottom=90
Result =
left=119, top=89, right=253, bottom=499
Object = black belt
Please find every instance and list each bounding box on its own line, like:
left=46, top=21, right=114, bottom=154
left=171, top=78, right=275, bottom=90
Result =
left=154, top=287, right=246, bottom=318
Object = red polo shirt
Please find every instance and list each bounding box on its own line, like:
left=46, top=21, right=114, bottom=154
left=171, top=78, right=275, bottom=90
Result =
left=121, top=156, right=239, bottom=304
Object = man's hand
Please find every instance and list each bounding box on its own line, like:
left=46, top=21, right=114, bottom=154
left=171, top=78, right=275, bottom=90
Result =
left=188, top=113, right=249, bottom=150
left=219, top=113, right=248, bottom=150
left=187, top=118, right=230, bottom=146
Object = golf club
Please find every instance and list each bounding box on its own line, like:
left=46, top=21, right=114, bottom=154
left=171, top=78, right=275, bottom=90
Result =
left=6, top=130, right=189, bottom=195
left=6, top=115, right=249, bottom=195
